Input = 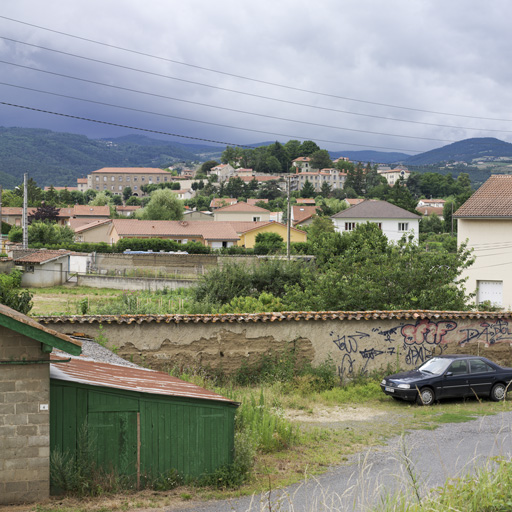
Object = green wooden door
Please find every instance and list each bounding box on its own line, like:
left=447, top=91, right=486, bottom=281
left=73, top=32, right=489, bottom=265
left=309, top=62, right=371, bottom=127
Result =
left=88, top=411, right=138, bottom=482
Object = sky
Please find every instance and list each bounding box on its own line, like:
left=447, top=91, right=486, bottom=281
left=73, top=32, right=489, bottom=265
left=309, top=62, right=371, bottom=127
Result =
left=1, top=0, right=512, bottom=155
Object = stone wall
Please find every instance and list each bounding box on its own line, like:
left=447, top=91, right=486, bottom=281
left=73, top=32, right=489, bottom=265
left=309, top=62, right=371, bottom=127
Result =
left=39, top=312, right=512, bottom=378
left=0, top=326, right=50, bottom=505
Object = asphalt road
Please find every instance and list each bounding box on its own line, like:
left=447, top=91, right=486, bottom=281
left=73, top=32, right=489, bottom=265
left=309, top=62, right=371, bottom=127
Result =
left=170, top=409, right=512, bottom=512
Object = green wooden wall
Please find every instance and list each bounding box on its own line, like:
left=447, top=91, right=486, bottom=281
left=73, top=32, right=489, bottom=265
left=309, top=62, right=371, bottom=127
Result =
left=50, top=380, right=237, bottom=482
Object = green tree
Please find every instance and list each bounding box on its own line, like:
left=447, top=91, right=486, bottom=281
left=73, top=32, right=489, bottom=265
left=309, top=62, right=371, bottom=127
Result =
left=301, top=179, right=316, bottom=198
left=44, top=186, right=59, bottom=206
left=320, top=182, right=332, bottom=198
left=28, top=221, right=75, bottom=245
left=126, top=196, right=141, bottom=206
left=135, top=188, right=184, bottom=221
left=200, top=160, right=220, bottom=174
left=89, top=191, right=112, bottom=206
left=0, top=270, right=32, bottom=314
left=122, top=187, right=133, bottom=201
left=419, top=213, right=443, bottom=234
left=310, top=150, right=333, bottom=170
left=254, top=232, right=285, bottom=254
left=58, top=188, right=73, bottom=205
left=14, top=178, right=43, bottom=206
left=300, top=140, right=321, bottom=156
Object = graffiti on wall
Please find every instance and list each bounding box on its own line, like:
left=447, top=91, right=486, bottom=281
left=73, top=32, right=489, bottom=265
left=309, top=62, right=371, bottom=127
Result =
left=331, top=318, right=512, bottom=379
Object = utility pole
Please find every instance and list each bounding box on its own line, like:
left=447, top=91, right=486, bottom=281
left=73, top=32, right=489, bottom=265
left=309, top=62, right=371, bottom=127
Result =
left=287, top=175, right=291, bottom=260
left=451, top=201, right=454, bottom=237
left=22, top=173, right=28, bottom=249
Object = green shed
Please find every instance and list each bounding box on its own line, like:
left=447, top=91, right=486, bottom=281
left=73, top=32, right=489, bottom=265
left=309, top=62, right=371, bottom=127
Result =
left=50, top=354, right=238, bottom=485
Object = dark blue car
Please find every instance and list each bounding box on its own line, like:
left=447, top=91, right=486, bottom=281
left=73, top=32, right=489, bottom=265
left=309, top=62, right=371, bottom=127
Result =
left=381, top=354, right=512, bottom=405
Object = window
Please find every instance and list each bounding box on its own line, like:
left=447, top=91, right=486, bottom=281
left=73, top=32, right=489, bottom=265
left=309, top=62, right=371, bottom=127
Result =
left=156, top=177, right=160, bottom=182
left=398, top=222, right=408, bottom=231
left=119, top=176, right=123, bottom=181
left=95, top=176, right=99, bottom=181
left=253, top=216, right=261, bottom=222
left=148, top=177, right=153, bottom=182
left=134, top=186, right=138, bottom=191
left=141, top=177, right=145, bottom=182
left=103, top=185, right=107, bottom=189
left=111, top=186, right=114, bottom=190
left=126, top=177, right=130, bottom=182
left=345, top=222, right=357, bottom=231
left=164, top=177, right=168, bottom=182
left=103, top=176, right=107, bottom=181
left=470, top=359, right=493, bottom=374
left=118, top=186, right=123, bottom=191
left=133, top=177, right=137, bottom=181
left=111, top=177, right=115, bottom=181
left=376, top=223, right=382, bottom=229
left=448, top=360, right=468, bottom=375
left=96, top=186, right=99, bottom=190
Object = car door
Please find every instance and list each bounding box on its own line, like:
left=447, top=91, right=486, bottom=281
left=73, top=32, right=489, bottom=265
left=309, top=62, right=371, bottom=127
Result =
left=438, top=359, right=470, bottom=399
left=467, top=358, right=496, bottom=398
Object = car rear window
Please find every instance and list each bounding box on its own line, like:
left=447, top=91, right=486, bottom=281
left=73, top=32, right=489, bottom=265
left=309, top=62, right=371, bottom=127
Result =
left=470, top=359, right=494, bottom=373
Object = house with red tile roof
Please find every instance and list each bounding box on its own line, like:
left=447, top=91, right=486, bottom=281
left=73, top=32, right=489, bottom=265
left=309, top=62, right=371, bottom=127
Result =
left=332, top=200, right=420, bottom=243
left=210, top=163, right=236, bottom=182
left=210, top=197, right=238, bottom=209
left=213, top=202, right=271, bottom=222
left=292, top=205, right=317, bottom=226
left=454, top=174, right=512, bottom=308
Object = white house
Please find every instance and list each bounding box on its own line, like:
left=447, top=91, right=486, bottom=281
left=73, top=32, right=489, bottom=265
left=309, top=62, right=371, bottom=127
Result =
left=331, top=200, right=420, bottom=243
left=12, top=249, right=71, bottom=287
left=454, top=174, right=512, bottom=309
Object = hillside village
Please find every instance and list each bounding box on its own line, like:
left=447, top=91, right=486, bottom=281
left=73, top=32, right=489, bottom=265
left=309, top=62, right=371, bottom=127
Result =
left=3, top=145, right=512, bottom=507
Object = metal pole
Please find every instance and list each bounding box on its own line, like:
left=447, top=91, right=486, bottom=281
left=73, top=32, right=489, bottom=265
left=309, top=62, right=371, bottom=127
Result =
left=451, top=201, right=454, bottom=237
left=287, top=175, right=291, bottom=260
left=22, top=173, right=28, bottom=249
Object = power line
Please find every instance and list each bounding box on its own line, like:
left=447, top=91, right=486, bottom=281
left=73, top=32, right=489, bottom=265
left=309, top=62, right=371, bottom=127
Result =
left=0, top=81, right=459, bottom=144
left=2, top=39, right=512, bottom=133
left=0, top=101, right=251, bottom=147
left=0, top=101, right=427, bottom=152
left=1, top=15, right=511, bottom=123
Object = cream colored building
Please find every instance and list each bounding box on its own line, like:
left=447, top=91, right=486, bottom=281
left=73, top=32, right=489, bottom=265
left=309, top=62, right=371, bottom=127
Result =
left=455, top=175, right=512, bottom=309
left=87, top=167, right=172, bottom=196
left=378, top=167, right=411, bottom=186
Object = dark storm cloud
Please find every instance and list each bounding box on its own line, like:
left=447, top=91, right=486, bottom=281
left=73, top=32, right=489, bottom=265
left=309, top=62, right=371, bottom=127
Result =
left=1, top=0, right=512, bottom=153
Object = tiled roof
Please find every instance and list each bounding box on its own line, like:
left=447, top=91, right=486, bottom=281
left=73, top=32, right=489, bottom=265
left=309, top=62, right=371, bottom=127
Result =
left=292, top=157, right=311, bottom=162
left=416, top=206, right=444, bottom=217
left=239, top=175, right=280, bottom=182
left=215, top=201, right=270, bottom=213
left=332, top=200, right=420, bottom=219
left=116, top=206, right=141, bottom=212
left=0, top=207, right=37, bottom=216
left=345, top=198, right=365, bottom=206
left=73, top=205, right=111, bottom=217
left=15, top=249, right=71, bottom=264
left=111, top=219, right=269, bottom=241
left=91, top=167, right=169, bottom=174
left=296, top=198, right=316, bottom=205
left=69, top=217, right=108, bottom=230
left=210, top=198, right=237, bottom=208
left=454, top=175, right=512, bottom=218
left=292, top=205, right=317, bottom=224
left=74, top=219, right=112, bottom=233
left=50, top=354, right=236, bottom=404
left=38, top=310, right=511, bottom=326
left=247, top=198, right=268, bottom=205
left=77, top=178, right=88, bottom=184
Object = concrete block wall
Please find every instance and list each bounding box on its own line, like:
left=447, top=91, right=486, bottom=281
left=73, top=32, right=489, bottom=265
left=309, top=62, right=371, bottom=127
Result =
left=0, top=326, right=50, bottom=505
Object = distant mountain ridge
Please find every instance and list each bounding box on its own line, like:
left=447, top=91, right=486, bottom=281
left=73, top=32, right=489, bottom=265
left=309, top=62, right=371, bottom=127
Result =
left=0, top=127, right=511, bottom=188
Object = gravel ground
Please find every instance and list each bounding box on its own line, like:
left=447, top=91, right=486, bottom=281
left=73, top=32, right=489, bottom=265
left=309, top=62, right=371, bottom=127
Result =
left=70, top=337, right=141, bottom=367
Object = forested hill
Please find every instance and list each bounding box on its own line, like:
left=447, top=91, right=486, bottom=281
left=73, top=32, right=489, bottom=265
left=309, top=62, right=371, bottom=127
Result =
left=0, top=127, right=223, bottom=188
left=405, top=137, right=512, bottom=165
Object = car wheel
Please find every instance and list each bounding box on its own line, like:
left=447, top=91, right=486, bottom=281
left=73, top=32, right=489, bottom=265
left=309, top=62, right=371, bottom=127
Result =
left=491, top=383, right=507, bottom=402
left=416, top=387, right=434, bottom=406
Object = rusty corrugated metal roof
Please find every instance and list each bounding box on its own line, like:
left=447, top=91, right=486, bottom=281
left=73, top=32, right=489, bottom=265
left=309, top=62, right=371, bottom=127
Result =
left=50, top=353, right=237, bottom=405
left=38, top=310, right=511, bottom=326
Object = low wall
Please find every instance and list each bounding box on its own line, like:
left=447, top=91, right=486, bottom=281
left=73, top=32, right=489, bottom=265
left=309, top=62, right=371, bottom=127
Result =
left=38, top=311, right=512, bottom=379
left=77, top=274, right=197, bottom=291
left=92, top=253, right=261, bottom=276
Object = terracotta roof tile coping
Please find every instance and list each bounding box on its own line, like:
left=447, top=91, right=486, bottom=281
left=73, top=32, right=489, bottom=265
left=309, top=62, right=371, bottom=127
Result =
left=37, top=310, right=509, bottom=325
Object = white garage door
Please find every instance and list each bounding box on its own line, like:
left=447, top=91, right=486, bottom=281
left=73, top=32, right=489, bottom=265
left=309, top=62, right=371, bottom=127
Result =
left=477, top=280, right=503, bottom=307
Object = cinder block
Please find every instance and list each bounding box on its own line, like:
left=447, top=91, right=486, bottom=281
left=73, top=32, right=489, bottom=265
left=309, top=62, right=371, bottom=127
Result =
left=38, top=446, right=50, bottom=458
left=4, top=392, right=29, bottom=404
left=4, top=458, right=27, bottom=470
left=16, top=425, right=38, bottom=436
left=39, top=424, right=49, bottom=436
left=15, top=402, right=39, bottom=414
left=27, top=413, right=49, bottom=425
left=0, top=425, right=16, bottom=437
left=0, top=403, right=16, bottom=414
left=3, top=447, right=40, bottom=459
left=0, top=381, right=16, bottom=392
left=28, top=435, right=49, bottom=447
left=27, top=456, right=49, bottom=468
left=1, top=470, right=20, bottom=486
left=3, top=436, right=29, bottom=449
left=4, top=413, right=28, bottom=426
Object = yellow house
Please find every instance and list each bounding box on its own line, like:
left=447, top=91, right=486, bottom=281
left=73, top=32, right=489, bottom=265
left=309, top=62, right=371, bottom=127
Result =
left=237, top=222, right=307, bottom=248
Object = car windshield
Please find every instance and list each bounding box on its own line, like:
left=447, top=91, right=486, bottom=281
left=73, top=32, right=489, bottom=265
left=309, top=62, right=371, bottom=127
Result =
left=418, top=357, right=453, bottom=375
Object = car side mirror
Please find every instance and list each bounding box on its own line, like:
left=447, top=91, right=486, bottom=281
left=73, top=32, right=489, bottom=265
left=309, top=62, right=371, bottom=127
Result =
left=445, top=372, right=453, bottom=377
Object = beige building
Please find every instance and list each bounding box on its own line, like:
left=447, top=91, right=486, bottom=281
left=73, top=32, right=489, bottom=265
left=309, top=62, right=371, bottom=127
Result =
left=293, top=168, right=347, bottom=192
left=378, top=167, right=411, bottom=186
left=455, top=175, right=512, bottom=309
left=87, top=167, right=172, bottom=196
